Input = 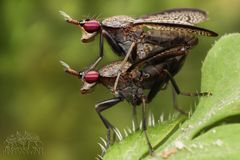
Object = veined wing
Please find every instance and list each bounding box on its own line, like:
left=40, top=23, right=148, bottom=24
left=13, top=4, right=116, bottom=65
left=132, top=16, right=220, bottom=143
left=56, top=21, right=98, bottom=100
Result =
left=135, top=8, right=208, bottom=25
left=133, top=22, right=218, bottom=37
left=127, top=46, right=189, bottom=72
left=102, top=8, right=209, bottom=28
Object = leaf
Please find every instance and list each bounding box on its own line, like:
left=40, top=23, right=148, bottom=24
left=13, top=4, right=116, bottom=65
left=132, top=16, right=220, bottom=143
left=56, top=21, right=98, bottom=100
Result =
left=103, top=116, right=185, bottom=160
left=166, top=124, right=240, bottom=160
left=102, top=33, right=240, bottom=160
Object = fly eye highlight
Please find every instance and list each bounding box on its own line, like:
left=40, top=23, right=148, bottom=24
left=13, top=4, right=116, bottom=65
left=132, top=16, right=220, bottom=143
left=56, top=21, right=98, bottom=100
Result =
left=82, top=20, right=101, bottom=33
left=84, top=70, right=100, bottom=83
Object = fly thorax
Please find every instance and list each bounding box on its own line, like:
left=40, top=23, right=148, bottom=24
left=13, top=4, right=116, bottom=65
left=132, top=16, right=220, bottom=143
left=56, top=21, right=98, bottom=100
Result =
left=118, top=82, right=144, bottom=105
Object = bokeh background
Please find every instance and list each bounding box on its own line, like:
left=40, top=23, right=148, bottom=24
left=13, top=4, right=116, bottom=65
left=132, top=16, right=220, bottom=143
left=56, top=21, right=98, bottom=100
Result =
left=0, top=0, right=239, bottom=159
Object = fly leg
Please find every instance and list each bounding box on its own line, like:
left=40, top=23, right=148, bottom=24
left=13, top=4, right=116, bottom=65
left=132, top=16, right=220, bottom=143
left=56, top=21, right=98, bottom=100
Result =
left=113, top=42, right=136, bottom=92
left=95, top=97, right=123, bottom=155
left=147, top=78, right=162, bottom=104
left=78, top=32, right=104, bottom=82
left=171, top=84, right=187, bottom=115
left=163, top=69, right=212, bottom=97
left=141, top=97, right=153, bottom=155
left=163, top=69, right=212, bottom=114
left=89, top=29, right=126, bottom=71
left=132, top=105, right=139, bottom=131
left=161, top=81, right=169, bottom=90
left=87, top=32, right=104, bottom=70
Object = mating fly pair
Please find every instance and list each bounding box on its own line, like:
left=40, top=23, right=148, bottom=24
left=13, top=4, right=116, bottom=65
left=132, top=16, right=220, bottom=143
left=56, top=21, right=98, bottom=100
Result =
left=60, top=8, right=217, bottom=155
left=60, top=8, right=217, bottom=91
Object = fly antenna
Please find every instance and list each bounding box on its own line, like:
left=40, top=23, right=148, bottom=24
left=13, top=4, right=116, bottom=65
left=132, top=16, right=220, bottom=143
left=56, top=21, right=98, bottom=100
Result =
left=59, top=11, right=72, bottom=21
left=59, top=60, right=80, bottom=78
left=59, top=11, right=80, bottom=25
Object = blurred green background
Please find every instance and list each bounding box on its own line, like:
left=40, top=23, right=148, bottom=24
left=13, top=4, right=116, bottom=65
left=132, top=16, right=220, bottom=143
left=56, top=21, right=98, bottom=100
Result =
left=0, top=0, right=239, bottom=159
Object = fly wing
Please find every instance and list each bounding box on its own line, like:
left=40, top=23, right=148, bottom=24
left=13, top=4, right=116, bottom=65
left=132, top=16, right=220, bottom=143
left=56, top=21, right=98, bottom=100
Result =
left=133, top=22, right=218, bottom=37
left=135, top=8, right=208, bottom=25
left=135, top=29, right=198, bottom=61
left=102, top=8, right=211, bottom=29
left=127, top=45, right=190, bottom=72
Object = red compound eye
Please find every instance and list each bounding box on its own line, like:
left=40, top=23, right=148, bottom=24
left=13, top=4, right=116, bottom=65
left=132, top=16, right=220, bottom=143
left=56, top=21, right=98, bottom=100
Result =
left=83, top=20, right=100, bottom=33
left=84, top=70, right=99, bottom=83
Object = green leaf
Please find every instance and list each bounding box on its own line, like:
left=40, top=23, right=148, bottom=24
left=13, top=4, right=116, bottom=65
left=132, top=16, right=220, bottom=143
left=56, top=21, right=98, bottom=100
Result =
left=103, top=33, right=240, bottom=160
left=103, top=116, right=185, bottom=160
left=166, top=124, right=240, bottom=160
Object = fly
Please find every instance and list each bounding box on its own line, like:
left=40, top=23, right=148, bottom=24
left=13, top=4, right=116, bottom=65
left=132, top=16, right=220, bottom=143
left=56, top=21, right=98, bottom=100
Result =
left=60, top=45, right=212, bottom=155
left=60, top=8, right=218, bottom=91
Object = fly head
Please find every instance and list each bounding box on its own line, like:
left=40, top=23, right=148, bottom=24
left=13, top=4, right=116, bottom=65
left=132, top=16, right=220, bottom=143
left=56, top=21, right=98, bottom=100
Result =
left=79, top=19, right=101, bottom=43
left=80, top=70, right=100, bottom=94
